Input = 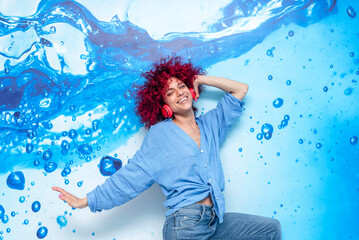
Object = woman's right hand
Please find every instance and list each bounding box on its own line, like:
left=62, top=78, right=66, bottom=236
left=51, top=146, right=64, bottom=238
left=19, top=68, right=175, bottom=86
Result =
left=52, top=186, right=88, bottom=209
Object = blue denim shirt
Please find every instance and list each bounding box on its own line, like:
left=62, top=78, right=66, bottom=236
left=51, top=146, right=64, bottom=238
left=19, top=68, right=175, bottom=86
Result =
left=87, top=93, right=244, bottom=223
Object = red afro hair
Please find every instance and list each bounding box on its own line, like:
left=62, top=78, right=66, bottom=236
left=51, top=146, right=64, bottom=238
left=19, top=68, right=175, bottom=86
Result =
left=135, top=55, right=206, bottom=129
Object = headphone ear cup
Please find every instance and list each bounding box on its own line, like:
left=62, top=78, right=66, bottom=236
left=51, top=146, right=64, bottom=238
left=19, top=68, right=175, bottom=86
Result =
left=161, top=104, right=173, bottom=118
left=189, top=88, right=196, bottom=100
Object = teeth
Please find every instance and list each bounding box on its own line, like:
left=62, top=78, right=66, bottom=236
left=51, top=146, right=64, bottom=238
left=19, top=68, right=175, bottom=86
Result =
left=178, top=97, right=187, bottom=103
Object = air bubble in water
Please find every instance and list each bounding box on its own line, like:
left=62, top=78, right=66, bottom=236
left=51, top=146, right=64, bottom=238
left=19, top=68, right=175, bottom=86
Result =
left=44, top=162, right=57, bottom=173
left=68, top=129, right=77, bottom=139
left=78, top=144, right=93, bottom=155
left=99, top=156, right=123, bottom=176
left=36, top=226, right=48, bottom=239
left=350, top=136, right=358, bottom=145
left=273, top=98, right=283, bottom=108
left=32, top=201, right=41, bottom=212
left=346, top=6, right=356, bottom=18
left=7, top=171, right=25, bottom=190
left=57, top=215, right=67, bottom=227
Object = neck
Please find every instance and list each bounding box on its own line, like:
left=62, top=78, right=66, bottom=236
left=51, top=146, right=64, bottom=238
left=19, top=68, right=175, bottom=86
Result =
left=172, top=110, right=196, bottom=127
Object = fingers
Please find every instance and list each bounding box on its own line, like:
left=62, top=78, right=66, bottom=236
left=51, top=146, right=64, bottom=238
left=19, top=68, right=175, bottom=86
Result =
left=52, top=186, right=77, bottom=207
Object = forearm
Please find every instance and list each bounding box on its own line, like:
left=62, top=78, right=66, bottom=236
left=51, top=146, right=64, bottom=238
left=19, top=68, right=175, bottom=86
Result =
left=196, top=75, right=248, bottom=100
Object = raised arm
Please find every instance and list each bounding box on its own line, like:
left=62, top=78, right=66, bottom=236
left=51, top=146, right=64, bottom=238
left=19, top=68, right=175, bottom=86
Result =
left=194, top=75, right=249, bottom=101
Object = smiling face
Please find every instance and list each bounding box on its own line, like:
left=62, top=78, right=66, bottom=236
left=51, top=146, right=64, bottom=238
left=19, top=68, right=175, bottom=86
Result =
left=163, top=77, right=194, bottom=117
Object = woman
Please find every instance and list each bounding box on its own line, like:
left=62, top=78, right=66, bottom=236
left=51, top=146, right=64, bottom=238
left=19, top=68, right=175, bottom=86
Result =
left=53, top=56, right=281, bottom=240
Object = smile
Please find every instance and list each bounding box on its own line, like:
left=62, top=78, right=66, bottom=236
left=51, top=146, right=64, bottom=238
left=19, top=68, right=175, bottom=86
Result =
left=178, top=96, right=188, bottom=104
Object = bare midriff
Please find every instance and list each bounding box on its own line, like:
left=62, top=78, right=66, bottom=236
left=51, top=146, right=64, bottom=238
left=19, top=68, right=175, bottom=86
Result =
left=196, top=194, right=213, bottom=206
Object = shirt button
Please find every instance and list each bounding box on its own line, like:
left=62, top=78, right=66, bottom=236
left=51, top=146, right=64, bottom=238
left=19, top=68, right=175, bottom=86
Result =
left=204, top=164, right=207, bottom=167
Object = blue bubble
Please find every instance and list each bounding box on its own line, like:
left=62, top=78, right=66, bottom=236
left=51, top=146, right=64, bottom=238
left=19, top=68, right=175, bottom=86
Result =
left=92, top=232, right=95, bottom=236
left=65, top=179, right=69, bottom=185
left=34, top=159, right=40, bottom=166
left=273, top=98, right=283, bottom=108
left=7, top=171, right=25, bottom=190
left=323, top=86, right=328, bottom=92
left=268, top=75, right=273, bottom=80
left=61, top=166, right=71, bottom=177
left=288, top=30, right=294, bottom=37
left=238, top=148, right=242, bottom=152
left=44, top=161, right=57, bottom=173
left=86, top=156, right=91, bottom=162
left=278, top=125, right=282, bottom=129
left=264, top=132, right=272, bottom=140
left=250, top=128, right=254, bottom=132
left=26, top=143, right=34, bottom=153
left=286, top=80, right=291, bottom=85
left=284, top=115, right=290, bottom=121
left=350, top=52, right=354, bottom=57
left=43, top=150, right=52, bottom=161
left=92, top=120, right=100, bottom=131
left=6, top=228, right=10, bottom=233
left=261, top=123, right=273, bottom=135
left=281, top=120, right=288, bottom=127
left=298, top=139, right=304, bottom=144
left=19, top=196, right=25, bottom=203
left=97, top=146, right=101, bottom=151
left=57, top=215, right=67, bottom=227
left=2, top=215, right=9, bottom=223
left=316, top=143, right=322, bottom=149
left=42, top=121, right=53, bottom=130
left=27, top=130, right=37, bottom=139
left=0, top=205, right=4, bottom=219
left=347, top=6, right=356, bottom=18
left=77, top=181, right=83, bottom=187
left=99, top=156, right=123, bottom=176
left=61, top=140, right=70, bottom=150
left=69, top=105, right=76, bottom=111
left=31, top=181, right=35, bottom=186
left=11, top=211, right=15, bottom=217
left=256, top=133, right=263, bottom=140
left=37, top=226, right=48, bottom=239
left=78, top=144, right=93, bottom=155
left=72, top=116, right=76, bottom=121
left=32, top=201, right=41, bottom=213
left=344, top=87, right=353, bottom=96
left=24, top=219, right=29, bottom=225
left=350, top=136, right=358, bottom=145
left=62, top=131, right=68, bottom=137
left=68, top=129, right=77, bottom=139
left=85, top=128, right=92, bottom=135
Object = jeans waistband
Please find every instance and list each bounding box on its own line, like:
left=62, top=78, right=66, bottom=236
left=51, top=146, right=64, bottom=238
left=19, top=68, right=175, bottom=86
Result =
left=168, top=203, right=215, bottom=218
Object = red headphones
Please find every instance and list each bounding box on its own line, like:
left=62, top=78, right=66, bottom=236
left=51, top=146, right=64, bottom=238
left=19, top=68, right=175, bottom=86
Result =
left=161, top=88, right=196, bottom=118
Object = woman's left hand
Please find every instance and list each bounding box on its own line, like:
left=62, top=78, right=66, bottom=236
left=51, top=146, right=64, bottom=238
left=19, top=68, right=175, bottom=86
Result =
left=193, top=75, right=201, bottom=101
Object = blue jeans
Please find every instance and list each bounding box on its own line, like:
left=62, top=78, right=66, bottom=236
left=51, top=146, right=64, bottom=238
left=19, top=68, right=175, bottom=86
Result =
left=163, top=203, right=281, bottom=240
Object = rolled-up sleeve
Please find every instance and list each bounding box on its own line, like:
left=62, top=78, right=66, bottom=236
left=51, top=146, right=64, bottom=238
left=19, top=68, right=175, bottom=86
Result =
left=200, top=93, right=245, bottom=144
left=87, top=130, right=157, bottom=212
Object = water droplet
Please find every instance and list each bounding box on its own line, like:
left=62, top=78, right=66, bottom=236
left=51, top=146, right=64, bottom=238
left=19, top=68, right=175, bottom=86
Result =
left=7, top=171, right=25, bottom=190
left=99, top=156, right=123, bottom=176
left=32, top=201, right=41, bottom=213
left=77, top=181, right=83, bottom=187
left=78, top=144, right=93, bottom=155
left=344, top=87, right=353, bottom=95
left=92, top=120, right=99, bottom=131
left=264, top=132, right=272, bottom=140
left=26, top=143, right=34, bottom=153
left=34, top=159, right=40, bottom=166
left=11, top=211, right=15, bottom=217
left=238, top=148, right=243, bottom=152
left=6, top=228, right=10, bottom=233
left=61, top=166, right=71, bottom=177
left=19, top=196, right=25, bottom=203
left=284, top=115, right=290, bottom=121
left=2, top=215, right=9, bottom=223
left=273, top=98, right=284, bottom=108
left=42, top=121, right=53, bottom=130
left=43, top=150, right=52, bottom=161
left=61, top=140, right=70, bottom=150
left=298, top=139, right=304, bottom=144
left=69, top=105, right=76, bottom=111
left=65, top=179, right=69, bottom=185
left=350, top=136, right=358, bottom=145
left=49, top=26, right=56, bottom=34
left=85, top=128, right=92, bottom=135
left=323, top=86, right=328, bottom=92
left=349, top=52, right=354, bottom=57
left=268, top=75, right=273, bottom=80
left=316, top=143, right=322, bottom=149
left=281, top=120, right=288, bottom=127
left=288, top=30, right=294, bottom=37
left=27, top=130, right=37, bottom=139
left=24, top=219, right=29, bottom=225
left=347, top=6, right=356, bottom=18
left=250, top=128, right=254, bottom=132
left=36, top=226, right=48, bottom=239
left=256, top=133, right=263, bottom=140
left=57, top=215, right=67, bottom=227
left=286, top=80, right=291, bottom=85
left=0, top=205, right=5, bottom=219
left=68, top=129, right=77, bottom=139
left=261, top=123, right=273, bottom=135
left=44, top=161, right=57, bottom=173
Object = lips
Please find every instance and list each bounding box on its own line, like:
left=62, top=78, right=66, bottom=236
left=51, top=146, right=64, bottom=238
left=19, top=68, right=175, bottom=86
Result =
left=177, top=96, right=188, bottom=104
